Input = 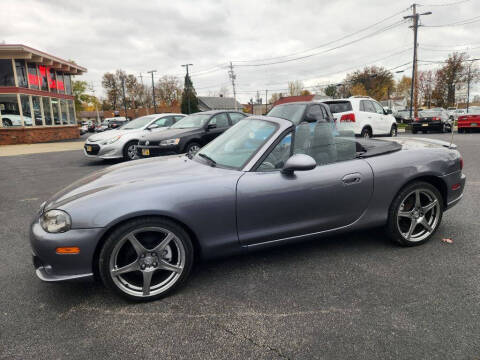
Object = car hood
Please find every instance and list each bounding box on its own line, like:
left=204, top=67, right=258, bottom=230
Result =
left=44, top=155, right=238, bottom=211
left=87, top=129, right=138, bottom=142
left=142, top=127, right=202, bottom=141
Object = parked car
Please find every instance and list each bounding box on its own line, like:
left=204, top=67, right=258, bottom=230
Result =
left=411, top=109, right=452, bottom=134
left=458, top=107, right=480, bottom=133
left=453, top=108, right=466, bottom=121
left=137, top=110, right=248, bottom=158
left=447, top=107, right=457, bottom=119
left=109, top=119, right=129, bottom=129
left=84, top=113, right=185, bottom=161
left=1, top=112, right=33, bottom=126
left=395, top=109, right=412, bottom=123
left=30, top=115, right=465, bottom=301
left=79, top=125, right=88, bottom=135
left=321, top=96, right=398, bottom=138
left=266, top=101, right=334, bottom=125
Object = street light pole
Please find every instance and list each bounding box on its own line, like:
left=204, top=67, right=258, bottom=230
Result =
left=147, top=70, right=157, bottom=113
left=181, top=64, right=193, bottom=114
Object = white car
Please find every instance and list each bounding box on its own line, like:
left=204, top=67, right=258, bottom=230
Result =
left=1, top=113, right=33, bottom=127
left=84, top=113, right=185, bottom=161
left=322, top=96, right=398, bottom=138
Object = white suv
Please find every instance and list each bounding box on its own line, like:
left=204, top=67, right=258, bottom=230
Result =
left=322, top=96, right=398, bottom=138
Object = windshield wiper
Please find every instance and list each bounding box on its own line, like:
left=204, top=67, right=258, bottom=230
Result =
left=197, top=153, right=216, bottom=167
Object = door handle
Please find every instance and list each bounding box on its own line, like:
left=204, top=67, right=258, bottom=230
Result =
left=342, top=173, right=362, bottom=185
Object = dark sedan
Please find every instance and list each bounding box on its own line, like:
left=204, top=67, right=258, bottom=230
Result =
left=136, top=110, right=248, bottom=157
left=412, top=109, right=452, bottom=133
left=30, top=115, right=465, bottom=302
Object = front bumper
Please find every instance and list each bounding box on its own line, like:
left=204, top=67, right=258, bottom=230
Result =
left=30, top=220, right=104, bottom=282
left=84, top=142, right=123, bottom=159
left=136, top=144, right=181, bottom=157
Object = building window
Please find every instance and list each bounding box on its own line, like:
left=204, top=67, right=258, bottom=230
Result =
left=64, top=74, right=72, bottom=95
left=27, top=63, right=40, bottom=90
left=0, top=94, right=21, bottom=126
left=38, top=65, right=49, bottom=91
left=0, top=59, right=15, bottom=86
left=42, top=97, right=52, bottom=125
left=48, top=67, right=57, bottom=93
left=56, top=72, right=65, bottom=94
left=67, top=99, right=75, bottom=124
left=32, top=96, right=43, bottom=125
left=51, top=97, right=60, bottom=124
left=20, top=94, right=32, bottom=126
left=15, top=60, right=28, bottom=88
left=60, top=99, right=68, bottom=124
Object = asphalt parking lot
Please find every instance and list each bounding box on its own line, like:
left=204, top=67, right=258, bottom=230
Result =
left=1, top=132, right=479, bottom=359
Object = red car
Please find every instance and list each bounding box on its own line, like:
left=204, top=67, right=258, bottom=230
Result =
left=458, top=112, right=480, bottom=133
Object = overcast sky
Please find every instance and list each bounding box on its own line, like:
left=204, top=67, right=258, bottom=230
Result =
left=3, top=0, right=480, bottom=102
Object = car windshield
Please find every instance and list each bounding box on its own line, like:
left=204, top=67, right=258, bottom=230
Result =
left=267, top=104, right=306, bottom=124
left=419, top=110, right=442, bottom=117
left=120, top=115, right=156, bottom=129
left=195, top=118, right=278, bottom=169
left=171, top=114, right=210, bottom=128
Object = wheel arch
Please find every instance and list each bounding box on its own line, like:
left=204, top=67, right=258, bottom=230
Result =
left=394, top=175, right=448, bottom=210
left=92, top=214, right=202, bottom=278
left=182, top=138, right=202, bottom=152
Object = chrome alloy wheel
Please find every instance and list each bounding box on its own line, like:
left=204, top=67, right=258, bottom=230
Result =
left=127, top=144, right=137, bottom=160
left=396, top=189, right=441, bottom=242
left=109, top=227, right=186, bottom=297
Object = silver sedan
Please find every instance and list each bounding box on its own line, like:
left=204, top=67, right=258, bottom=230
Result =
left=84, top=113, right=185, bottom=161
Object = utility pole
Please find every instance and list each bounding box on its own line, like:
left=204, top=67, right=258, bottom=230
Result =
left=181, top=64, right=193, bottom=114
left=147, top=70, right=157, bottom=113
left=228, top=62, right=238, bottom=111
left=265, top=89, right=268, bottom=114
left=404, top=4, right=431, bottom=120
left=121, top=77, right=128, bottom=120
left=90, top=82, right=100, bottom=125
left=465, top=59, right=480, bottom=113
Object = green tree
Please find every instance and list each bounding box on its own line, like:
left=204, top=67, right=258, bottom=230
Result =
left=324, top=84, right=338, bottom=98
left=345, top=66, right=394, bottom=100
left=72, top=80, right=97, bottom=113
left=181, top=74, right=199, bottom=114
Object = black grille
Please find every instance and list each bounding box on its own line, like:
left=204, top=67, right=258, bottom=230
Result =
left=85, top=144, right=100, bottom=155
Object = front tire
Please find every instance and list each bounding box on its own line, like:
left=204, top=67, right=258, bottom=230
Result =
left=386, top=181, right=443, bottom=246
left=390, top=124, right=397, bottom=137
left=99, top=217, right=194, bottom=301
left=123, top=141, right=138, bottom=161
left=185, top=142, right=201, bottom=156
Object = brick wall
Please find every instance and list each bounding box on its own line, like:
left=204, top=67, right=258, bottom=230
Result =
left=0, top=126, right=80, bottom=145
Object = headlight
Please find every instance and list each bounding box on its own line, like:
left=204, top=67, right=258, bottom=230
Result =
left=40, top=210, right=72, bottom=233
left=101, top=135, right=122, bottom=145
left=160, top=138, right=180, bottom=146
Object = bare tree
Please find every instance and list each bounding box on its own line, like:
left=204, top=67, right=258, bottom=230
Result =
left=287, top=80, right=305, bottom=96
left=156, top=75, right=182, bottom=106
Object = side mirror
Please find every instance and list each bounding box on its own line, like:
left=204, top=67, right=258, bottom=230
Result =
left=384, top=109, right=393, bottom=115
left=148, top=124, right=160, bottom=130
left=281, top=154, right=316, bottom=175
left=207, top=123, right=217, bottom=130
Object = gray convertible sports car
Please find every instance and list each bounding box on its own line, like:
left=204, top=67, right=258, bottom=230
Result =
left=30, top=116, right=466, bottom=301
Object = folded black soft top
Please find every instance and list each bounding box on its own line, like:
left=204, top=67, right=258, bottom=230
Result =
left=356, top=138, right=402, bottom=158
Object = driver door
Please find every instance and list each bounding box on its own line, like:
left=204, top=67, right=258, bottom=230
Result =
left=236, top=127, right=374, bottom=246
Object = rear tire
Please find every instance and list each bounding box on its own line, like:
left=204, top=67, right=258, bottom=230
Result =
left=99, top=217, right=194, bottom=302
left=386, top=181, right=443, bottom=246
left=360, top=127, right=372, bottom=139
left=2, top=118, right=12, bottom=126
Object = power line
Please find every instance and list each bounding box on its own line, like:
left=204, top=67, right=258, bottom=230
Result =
left=233, top=7, right=410, bottom=64
left=423, top=15, right=480, bottom=27
left=233, top=20, right=407, bottom=68
left=418, top=0, right=470, bottom=6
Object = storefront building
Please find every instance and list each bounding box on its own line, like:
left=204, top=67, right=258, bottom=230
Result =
left=0, top=44, right=86, bottom=145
